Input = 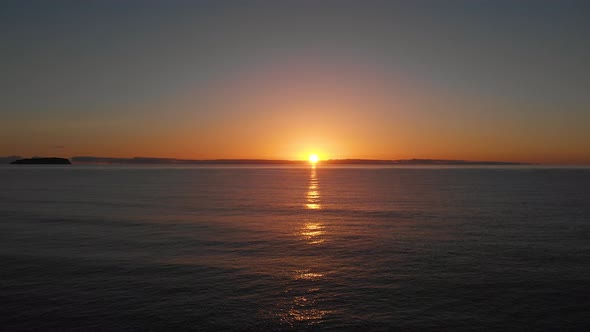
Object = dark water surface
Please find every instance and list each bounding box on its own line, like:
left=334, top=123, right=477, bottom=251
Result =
left=1, top=165, right=589, bottom=330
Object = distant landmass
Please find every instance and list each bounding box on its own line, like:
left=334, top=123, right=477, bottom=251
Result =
left=325, top=159, right=532, bottom=165
left=0, top=156, right=533, bottom=165
left=70, top=156, right=532, bottom=165
left=71, top=157, right=302, bottom=165
left=10, top=157, right=71, bottom=165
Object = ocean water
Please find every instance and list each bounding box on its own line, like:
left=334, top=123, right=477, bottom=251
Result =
left=1, top=165, right=589, bottom=330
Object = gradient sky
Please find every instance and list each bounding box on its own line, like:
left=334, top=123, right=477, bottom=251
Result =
left=2, top=0, right=589, bottom=164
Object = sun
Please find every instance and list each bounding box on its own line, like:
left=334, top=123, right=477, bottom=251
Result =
left=308, top=154, right=320, bottom=163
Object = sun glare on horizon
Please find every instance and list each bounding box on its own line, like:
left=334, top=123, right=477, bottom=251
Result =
left=309, top=154, right=319, bottom=164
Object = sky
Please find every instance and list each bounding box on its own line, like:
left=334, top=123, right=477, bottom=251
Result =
left=1, top=0, right=589, bottom=164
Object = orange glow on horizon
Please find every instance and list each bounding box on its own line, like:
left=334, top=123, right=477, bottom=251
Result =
left=4, top=56, right=589, bottom=165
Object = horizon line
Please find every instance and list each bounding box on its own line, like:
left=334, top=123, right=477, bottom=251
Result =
left=2, top=155, right=538, bottom=166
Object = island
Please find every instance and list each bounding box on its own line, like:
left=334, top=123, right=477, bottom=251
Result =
left=10, top=157, right=72, bottom=165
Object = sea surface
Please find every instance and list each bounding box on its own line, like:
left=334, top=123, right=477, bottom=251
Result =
left=1, top=165, right=589, bottom=330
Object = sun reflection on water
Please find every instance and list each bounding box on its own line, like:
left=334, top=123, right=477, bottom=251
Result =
left=300, top=165, right=325, bottom=244
left=276, top=165, right=332, bottom=327
left=300, top=223, right=325, bottom=244
left=293, top=270, right=325, bottom=280
left=305, top=166, right=321, bottom=210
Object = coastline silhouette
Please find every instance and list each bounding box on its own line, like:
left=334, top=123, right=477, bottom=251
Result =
left=60, top=156, right=531, bottom=165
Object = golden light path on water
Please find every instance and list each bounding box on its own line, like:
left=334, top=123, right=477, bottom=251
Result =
left=281, top=164, right=331, bottom=325
left=303, top=165, right=323, bottom=244
left=305, top=165, right=321, bottom=210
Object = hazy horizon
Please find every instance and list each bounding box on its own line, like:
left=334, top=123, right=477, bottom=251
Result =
left=0, top=154, right=541, bottom=166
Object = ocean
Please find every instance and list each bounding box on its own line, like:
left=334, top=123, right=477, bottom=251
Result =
left=1, top=165, right=589, bottom=330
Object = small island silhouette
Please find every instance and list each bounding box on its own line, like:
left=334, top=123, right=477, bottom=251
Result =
left=10, top=157, right=71, bottom=165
